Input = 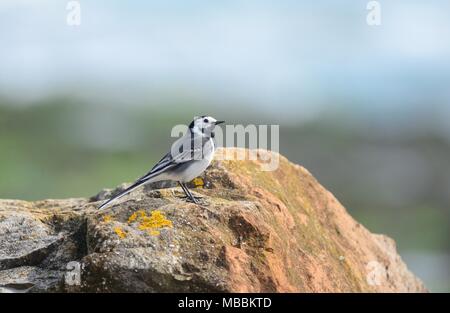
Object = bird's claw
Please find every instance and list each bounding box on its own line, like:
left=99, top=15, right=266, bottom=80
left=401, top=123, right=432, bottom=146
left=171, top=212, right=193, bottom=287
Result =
left=177, top=195, right=200, bottom=204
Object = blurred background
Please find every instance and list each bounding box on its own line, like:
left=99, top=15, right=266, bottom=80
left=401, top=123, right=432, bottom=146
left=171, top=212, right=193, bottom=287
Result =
left=0, top=0, right=449, bottom=291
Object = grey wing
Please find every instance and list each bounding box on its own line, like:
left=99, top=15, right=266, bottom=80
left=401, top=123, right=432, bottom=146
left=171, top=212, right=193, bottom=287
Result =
left=98, top=135, right=206, bottom=210
left=136, top=134, right=203, bottom=182
left=135, top=152, right=174, bottom=183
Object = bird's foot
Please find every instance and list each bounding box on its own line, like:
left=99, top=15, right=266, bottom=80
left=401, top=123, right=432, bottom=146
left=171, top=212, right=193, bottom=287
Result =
left=177, top=195, right=197, bottom=202
left=189, top=197, right=199, bottom=204
left=177, top=193, right=204, bottom=200
left=179, top=195, right=206, bottom=205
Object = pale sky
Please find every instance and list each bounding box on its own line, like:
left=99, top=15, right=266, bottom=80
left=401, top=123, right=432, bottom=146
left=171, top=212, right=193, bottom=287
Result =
left=0, top=0, right=449, bottom=122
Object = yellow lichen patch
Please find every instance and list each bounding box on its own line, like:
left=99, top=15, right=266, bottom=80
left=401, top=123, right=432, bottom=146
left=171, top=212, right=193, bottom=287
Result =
left=126, top=210, right=173, bottom=236
left=114, top=226, right=127, bottom=239
left=127, top=212, right=138, bottom=223
left=103, top=215, right=113, bottom=223
left=131, top=210, right=173, bottom=236
left=192, top=177, right=204, bottom=188
left=149, top=230, right=160, bottom=236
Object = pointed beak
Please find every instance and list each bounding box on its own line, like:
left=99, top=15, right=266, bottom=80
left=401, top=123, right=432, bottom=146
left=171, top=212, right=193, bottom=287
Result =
left=214, top=120, right=225, bottom=125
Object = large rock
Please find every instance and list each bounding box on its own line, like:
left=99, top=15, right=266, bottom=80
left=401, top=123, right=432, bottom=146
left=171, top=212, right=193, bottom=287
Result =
left=0, top=148, right=426, bottom=292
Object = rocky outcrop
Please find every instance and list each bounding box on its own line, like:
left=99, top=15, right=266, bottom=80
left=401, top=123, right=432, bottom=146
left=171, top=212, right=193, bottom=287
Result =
left=0, top=148, right=426, bottom=292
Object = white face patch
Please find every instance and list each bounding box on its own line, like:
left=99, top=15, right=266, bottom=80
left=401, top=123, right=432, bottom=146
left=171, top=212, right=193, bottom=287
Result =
left=192, top=116, right=218, bottom=135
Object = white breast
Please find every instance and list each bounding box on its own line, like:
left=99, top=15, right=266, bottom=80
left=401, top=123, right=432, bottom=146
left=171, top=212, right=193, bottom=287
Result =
left=180, top=138, right=215, bottom=182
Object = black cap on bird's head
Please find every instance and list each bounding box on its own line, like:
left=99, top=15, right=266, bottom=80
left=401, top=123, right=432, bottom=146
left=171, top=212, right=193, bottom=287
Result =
left=189, top=116, right=225, bottom=132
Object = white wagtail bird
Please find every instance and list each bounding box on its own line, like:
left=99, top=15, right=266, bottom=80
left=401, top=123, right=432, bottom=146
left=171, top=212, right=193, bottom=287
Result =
left=98, top=116, right=224, bottom=210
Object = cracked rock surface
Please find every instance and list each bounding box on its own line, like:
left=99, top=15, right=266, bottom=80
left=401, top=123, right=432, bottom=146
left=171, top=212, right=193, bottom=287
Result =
left=0, top=148, right=427, bottom=292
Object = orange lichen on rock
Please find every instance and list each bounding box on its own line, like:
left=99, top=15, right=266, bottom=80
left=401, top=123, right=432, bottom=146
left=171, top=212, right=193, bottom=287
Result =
left=103, top=215, right=113, bottom=223
left=114, top=226, right=127, bottom=239
left=192, top=177, right=204, bottom=188
left=127, top=209, right=173, bottom=236
left=127, top=212, right=138, bottom=223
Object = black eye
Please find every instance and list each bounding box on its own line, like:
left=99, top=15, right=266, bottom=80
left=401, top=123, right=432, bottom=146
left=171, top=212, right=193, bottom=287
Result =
left=203, top=118, right=209, bottom=123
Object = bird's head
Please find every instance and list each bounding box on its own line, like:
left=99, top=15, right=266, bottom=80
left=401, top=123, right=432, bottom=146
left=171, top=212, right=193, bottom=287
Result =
left=189, top=116, right=224, bottom=136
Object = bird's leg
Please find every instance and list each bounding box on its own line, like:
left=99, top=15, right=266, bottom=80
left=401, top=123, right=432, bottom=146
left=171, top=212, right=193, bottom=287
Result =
left=179, top=182, right=198, bottom=204
left=178, top=182, right=197, bottom=203
left=178, top=181, right=189, bottom=198
left=183, top=183, right=199, bottom=204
